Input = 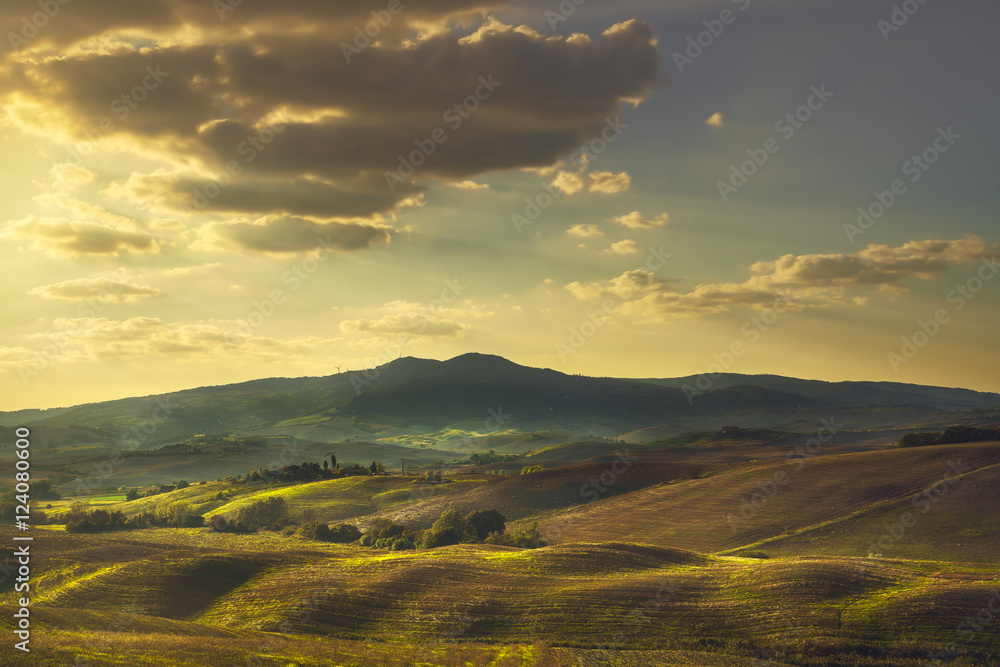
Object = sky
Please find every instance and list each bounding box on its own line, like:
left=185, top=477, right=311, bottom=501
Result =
left=0, top=0, right=997, bottom=410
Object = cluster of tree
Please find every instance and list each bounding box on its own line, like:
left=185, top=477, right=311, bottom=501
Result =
left=896, top=426, right=1000, bottom=448
left=126, top=480, right=190, bottom=501
left=315, top=508, right=543, bottom=551
left=208, top=497, right=292, bottom=534
left=455, top=450, right=521, bottom=466
left=30, top=480, right=61, bottom=500
left=64, top=502, right=204, bottom=533
left=520, top=465, right=544, bottom=475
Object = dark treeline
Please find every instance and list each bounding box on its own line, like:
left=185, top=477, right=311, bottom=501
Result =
left=896, top=426, right=1000, bottom=448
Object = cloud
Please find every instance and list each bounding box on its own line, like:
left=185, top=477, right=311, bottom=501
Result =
left=2, top=11, right=661, bottom=235
left=611, top=211, right=669, bottom=229
left=29, top=277, right=160, bottom=302
left=340, top=300, right=472, bottom=338
left=566, top=224, right=604, bottom=238
left=705, top=112, right=724, bottom=127
left=447, top=180, right=490, bottom=191
left=566, top=236, right=996, bottom=318
left=603, top=240, right=640, bottom=255
left=587, top=170, right=631, bottom=194
left=2, top=216, right=162, bottom=257
left=552, top=171, right=585, bottom=195
left=198, top=215, right=390, bottom=255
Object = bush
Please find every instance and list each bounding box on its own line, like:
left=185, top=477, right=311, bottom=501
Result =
left=328, top=523, right=362, bottom=543
left=466, top=509, right=506, bottom=540
left=418, top=510, right=476, bottom=549
left=391, top=537, right=415, bottom=551
left=235, top=497, right=288, bottom=530
left=485, top=522, right=543, bottom=549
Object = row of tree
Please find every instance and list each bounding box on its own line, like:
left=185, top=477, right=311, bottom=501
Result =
left=313, top=508, right=543, bottom=551
left=896, top=426, right=1000, bottom=448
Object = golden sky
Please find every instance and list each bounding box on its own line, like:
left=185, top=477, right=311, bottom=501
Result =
left=1, top=0, right=998, bottom=410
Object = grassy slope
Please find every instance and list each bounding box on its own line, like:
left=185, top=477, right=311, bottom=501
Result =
left=526, top=442, right=1000, bottom=562
left=2, top=527, right=999, bottom=665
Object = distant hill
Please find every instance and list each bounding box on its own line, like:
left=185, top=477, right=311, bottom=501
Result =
left=1, top=354, right=997, bottom=451
left=639, top=373, right=999, bottom=410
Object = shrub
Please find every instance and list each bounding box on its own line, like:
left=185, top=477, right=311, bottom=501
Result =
left=328, top=523, right=362, bottom=543
left=466, top=509, right=506, bottom=540
left=418, top=510, right=476, bottom=549
left=235, top=497, right=288, bottom=530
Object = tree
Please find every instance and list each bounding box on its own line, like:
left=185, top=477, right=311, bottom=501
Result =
left=330, top=454, right=337, bottom=469
left=466, top=509, right=506, bottom=541
left=370, top=461, right=378, bottom=475
left=30, top=480, right=60, bottom=500
left=323, top=460, right=329, bottom=471
left=418, top=510, right=476, bottom=549
left=328, top=523, right=362, bottom=543
left=125, top=488, right=140, bottom=502
left=235, top=497, right=288, bottom=530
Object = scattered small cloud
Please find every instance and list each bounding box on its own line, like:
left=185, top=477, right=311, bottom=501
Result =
left=603, top=240, right=640, bottom=255
left=705, top=112, right=724, bottom=127
left=611, top=211, right=669, bottom=229
left=587, top=170, right=631, bottom=194
left=567, top=224, right=605, bottom=238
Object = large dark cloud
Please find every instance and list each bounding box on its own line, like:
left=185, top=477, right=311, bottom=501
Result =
left=1, top=2, right=661, bottom=253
